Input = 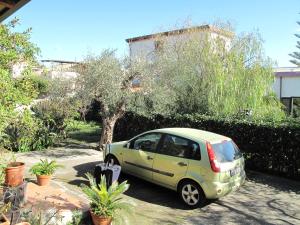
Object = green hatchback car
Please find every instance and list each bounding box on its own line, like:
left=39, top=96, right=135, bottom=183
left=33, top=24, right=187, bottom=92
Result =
left=104, top=128, right=246, bottom=208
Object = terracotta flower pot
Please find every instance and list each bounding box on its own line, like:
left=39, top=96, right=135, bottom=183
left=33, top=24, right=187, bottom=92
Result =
left=5, top=162, right=25, bottom=187
left=0, top=213, right=9, bottom=225
left=90, top=210, right=112, bottom=225
left=36, top=175, right=51, bottom=186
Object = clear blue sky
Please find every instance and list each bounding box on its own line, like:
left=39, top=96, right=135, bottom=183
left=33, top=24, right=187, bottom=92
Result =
left=9, top=0, right=300, bottom=66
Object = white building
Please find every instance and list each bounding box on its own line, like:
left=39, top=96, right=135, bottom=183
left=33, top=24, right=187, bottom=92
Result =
left=126, top=25, right=233, bottom=61
left=273, top=67, right=300, bottom=115
left=12, top=61, right=28, bottom=78
left=41, top=59, right=80, bottom=80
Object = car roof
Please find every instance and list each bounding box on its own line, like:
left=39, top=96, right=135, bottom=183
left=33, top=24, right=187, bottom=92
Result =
left=147, top=127, right=230, bottom=143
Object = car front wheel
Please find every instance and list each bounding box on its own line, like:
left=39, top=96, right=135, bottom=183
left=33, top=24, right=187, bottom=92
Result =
left=179, top=180, right=206, bottom=208
left=104, top=154, right=120, bottom=166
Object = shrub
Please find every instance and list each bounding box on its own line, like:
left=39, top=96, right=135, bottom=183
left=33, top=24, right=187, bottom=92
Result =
left=22, top=74, right=49, bottom=97
left=32, top=99, right=76, bottom=137
left=114, top=112, right=300, bottom=180
left=1, top=98, right=76, bottom=152
left=2, top=110, right=56, bottom=152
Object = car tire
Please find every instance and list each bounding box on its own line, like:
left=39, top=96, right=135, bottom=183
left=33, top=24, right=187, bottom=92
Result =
left=104, top=154, right=120, bottom=166
left=178, top=180, right=206, bottom=209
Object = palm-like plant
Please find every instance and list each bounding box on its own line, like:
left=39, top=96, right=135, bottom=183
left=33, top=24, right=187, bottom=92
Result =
left=81, top=173, right=135, bottom=225
left=29, top=159, right=63, bottom=175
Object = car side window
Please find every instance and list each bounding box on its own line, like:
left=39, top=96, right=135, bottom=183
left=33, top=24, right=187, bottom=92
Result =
left=158, top=134, right=201, bottom=160
left=129, top=133, right=162, bottom=152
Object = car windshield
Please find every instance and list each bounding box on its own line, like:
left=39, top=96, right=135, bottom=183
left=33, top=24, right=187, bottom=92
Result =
left=212, top=140, right=242, bottom=163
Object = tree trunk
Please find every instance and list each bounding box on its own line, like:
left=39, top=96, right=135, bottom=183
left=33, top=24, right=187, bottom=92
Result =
left=99, top=117, right=117, bottom=151
left=98, top=100, right=126, bottom=151
left=79, top=107, right=88, bottom=122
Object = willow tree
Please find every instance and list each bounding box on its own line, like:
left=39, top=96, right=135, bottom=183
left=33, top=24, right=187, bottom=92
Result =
left=76, top=50, right=174, bottom=149
left=152, top=28, right=285, bottom=120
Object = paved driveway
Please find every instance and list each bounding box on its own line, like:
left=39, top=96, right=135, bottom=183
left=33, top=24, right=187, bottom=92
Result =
left=17, top=144, right=300, bottom=225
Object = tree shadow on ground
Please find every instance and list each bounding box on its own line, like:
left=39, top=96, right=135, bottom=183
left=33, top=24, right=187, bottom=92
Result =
left=119, top=173, right=205, bottom=210
left=267, top=199, right=300, bottom=221
left=246, top=170, right=300, bottom=194
left=68, top=161, right=102, bottom=187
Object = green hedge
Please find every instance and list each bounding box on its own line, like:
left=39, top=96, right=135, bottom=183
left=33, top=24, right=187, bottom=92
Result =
left=114, top=113, right=300, bottom=180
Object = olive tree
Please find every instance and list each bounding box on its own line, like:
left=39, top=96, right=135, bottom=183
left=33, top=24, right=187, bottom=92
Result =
left=75, top=50, right=173, bottom=149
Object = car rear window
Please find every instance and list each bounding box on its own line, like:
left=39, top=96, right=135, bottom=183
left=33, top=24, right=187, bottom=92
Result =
left=212, top=140, right=242, bottom=162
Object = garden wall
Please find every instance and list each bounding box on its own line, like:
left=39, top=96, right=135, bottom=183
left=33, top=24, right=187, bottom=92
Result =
left=114, top=113, right=300, bottom=180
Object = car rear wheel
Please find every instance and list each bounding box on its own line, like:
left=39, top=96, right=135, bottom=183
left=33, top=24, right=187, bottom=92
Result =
left=179, top=180, right=206, bottom=208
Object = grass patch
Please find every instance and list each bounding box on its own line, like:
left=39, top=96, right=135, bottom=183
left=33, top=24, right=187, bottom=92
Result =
left=66, top=120, right=101, bottom=143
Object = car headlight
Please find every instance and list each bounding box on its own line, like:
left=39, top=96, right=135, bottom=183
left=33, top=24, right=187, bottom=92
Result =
left=104, top=144, right=107, bottom=157
left=104, top=144, right=111, bottom=157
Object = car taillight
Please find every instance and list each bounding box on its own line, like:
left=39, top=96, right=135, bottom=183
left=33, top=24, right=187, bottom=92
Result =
left=206, top=142, right=220, bottom=173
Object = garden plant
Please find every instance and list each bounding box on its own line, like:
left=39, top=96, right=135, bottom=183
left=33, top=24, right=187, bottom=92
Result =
left=29, top=159, right=63, bottom=186
left=81, top=173, right=135, bottom=225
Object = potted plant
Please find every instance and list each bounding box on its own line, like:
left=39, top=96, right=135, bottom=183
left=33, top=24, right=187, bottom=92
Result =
left=0, top=150, right=24, bottom=188
left=5, top=161, right=25, bottom=187
left=29, top=159, right=62, bottom=186
left=81, top=173, right=135, bottom=225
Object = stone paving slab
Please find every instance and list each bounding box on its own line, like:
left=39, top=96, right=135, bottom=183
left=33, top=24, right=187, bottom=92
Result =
left=26, top=182, right=88, bottom=211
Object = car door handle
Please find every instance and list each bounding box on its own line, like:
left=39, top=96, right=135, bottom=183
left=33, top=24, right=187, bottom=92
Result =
left=178, top=162, right=187, bottom=167
left=147, top=156, right=153, bottom=160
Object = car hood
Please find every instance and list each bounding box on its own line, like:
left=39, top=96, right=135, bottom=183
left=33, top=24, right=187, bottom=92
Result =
left=111, top=141, right=128, bottom=146
left=105, top=141, right=127, bottom=156
left=109, top=141, right=128, bottom=150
